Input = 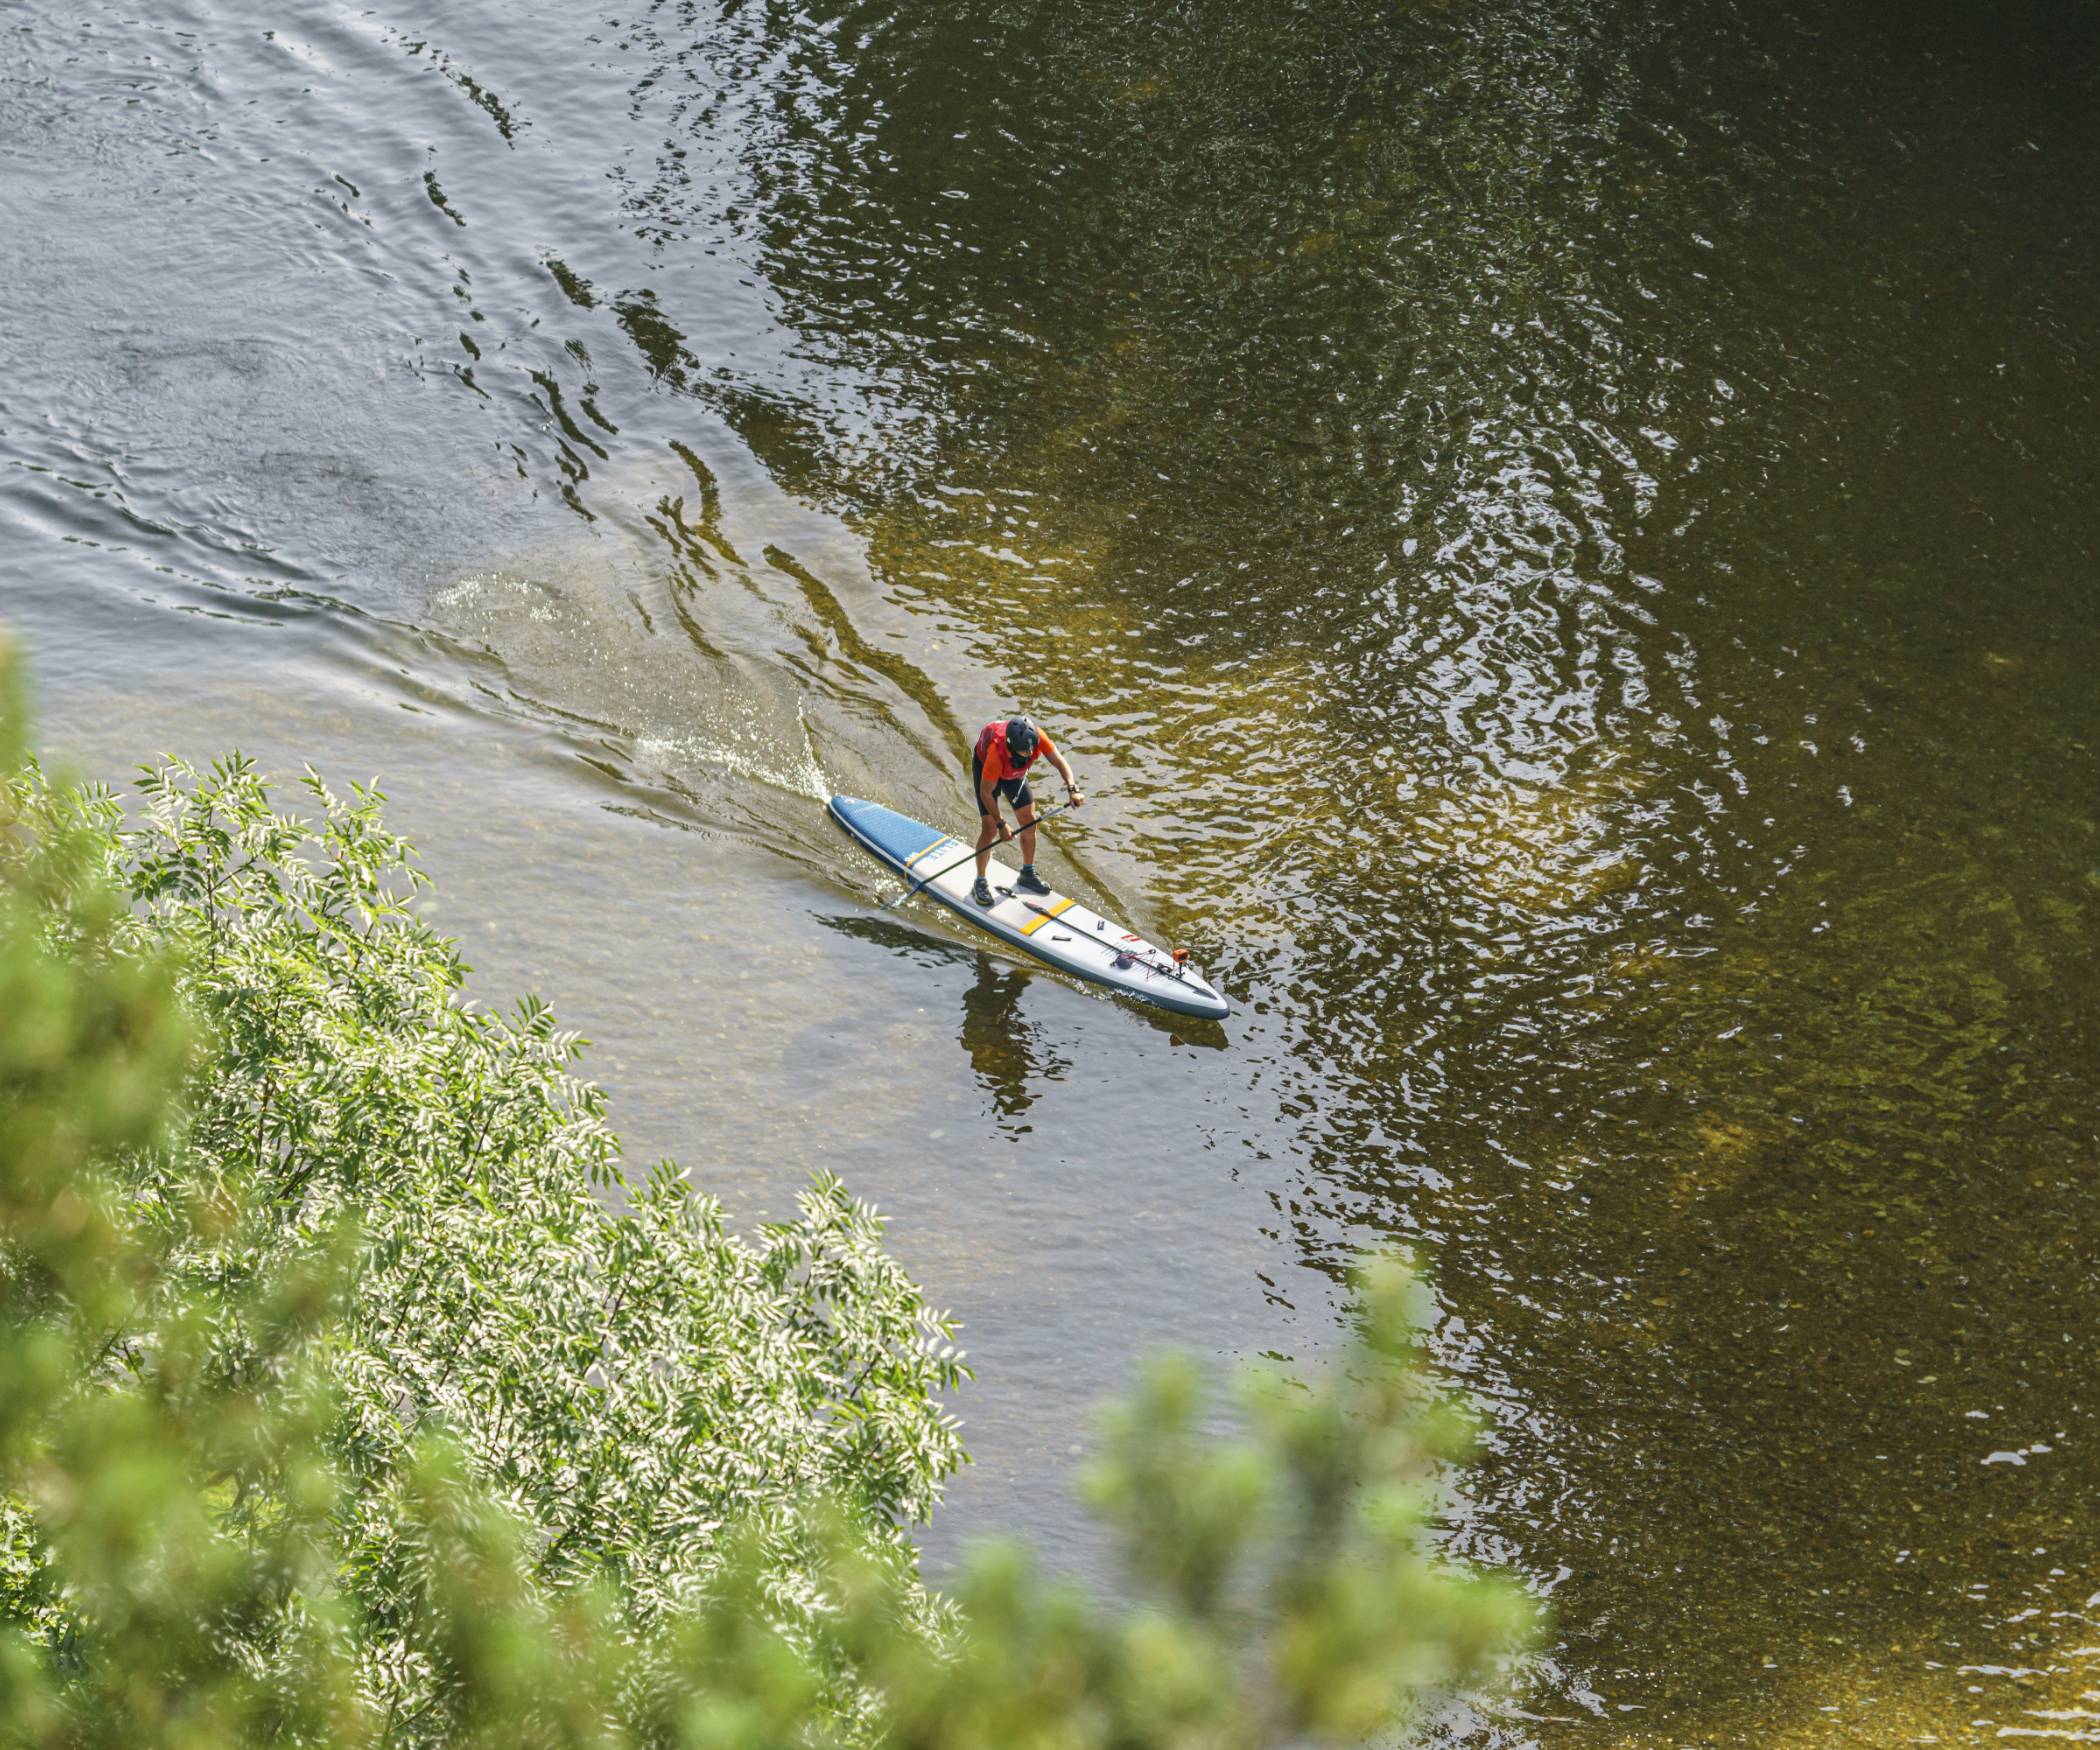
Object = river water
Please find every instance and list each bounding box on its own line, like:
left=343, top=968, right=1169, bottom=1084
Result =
left=4, top=0, right=2097, bottom=1739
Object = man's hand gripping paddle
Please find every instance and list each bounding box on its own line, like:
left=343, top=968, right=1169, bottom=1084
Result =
left=878, top=799, right=1079, bottom=914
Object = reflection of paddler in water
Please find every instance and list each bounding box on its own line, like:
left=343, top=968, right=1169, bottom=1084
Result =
left=959, top=954, right=1039, bottom=1120
left=970, top=715, right=1083, bottom=908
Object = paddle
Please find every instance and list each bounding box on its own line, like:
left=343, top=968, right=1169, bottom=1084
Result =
left=878, top=799, right=1078, bottom=913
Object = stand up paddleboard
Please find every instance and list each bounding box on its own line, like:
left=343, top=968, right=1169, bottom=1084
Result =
left=829, top=796, right=1230, bottom=1022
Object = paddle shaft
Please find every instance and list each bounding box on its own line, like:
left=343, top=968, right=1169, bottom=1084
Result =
left=879, top=799, right=1076, bottom=913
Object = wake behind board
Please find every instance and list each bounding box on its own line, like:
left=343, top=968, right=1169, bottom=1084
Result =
left=828, top=796, right=1230, bottom=1022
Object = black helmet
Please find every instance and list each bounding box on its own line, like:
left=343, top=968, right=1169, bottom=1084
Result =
left=1005, top=715, right=1039, bottom=757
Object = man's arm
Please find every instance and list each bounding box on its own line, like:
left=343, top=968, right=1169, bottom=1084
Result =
left=1045, top=745, right=1084, bottom=805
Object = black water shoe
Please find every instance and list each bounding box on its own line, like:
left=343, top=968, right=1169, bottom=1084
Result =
left=1014, top=865, right=1052, bottom=896
left=972, top=876, right=996, bottom=907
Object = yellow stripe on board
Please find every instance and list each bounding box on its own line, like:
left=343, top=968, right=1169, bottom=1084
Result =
left=905, top=836, right=960, bottom=869
left=1019, top=895, right=1078, bottom=936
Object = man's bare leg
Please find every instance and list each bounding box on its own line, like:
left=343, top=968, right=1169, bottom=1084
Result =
left=973, top=813, right=1002, bottom=883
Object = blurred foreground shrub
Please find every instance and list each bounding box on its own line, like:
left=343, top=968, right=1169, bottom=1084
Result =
left=0, top=648, right=1532, bottom=1746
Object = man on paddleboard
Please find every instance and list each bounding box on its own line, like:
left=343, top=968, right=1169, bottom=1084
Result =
left=971, top=715, right=1083, bottom=907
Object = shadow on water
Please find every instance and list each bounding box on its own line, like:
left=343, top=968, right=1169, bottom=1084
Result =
left=817, top=914, right=1061, bottom=1129
left=821, top=910, right=977, bottom=972
left=958, top=957, right=1056, bottom=1129
left=820, top=910, right=1231, bottom=1084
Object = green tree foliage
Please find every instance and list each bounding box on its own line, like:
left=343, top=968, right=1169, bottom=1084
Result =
left=0, top=646, right=1532, bottom=1746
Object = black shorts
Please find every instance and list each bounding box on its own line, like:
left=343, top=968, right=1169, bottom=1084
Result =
left=971, top=752, right=1033, bottom=818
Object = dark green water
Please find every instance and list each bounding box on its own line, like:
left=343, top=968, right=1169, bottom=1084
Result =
left=4, top=0, right=2097, bottom=1739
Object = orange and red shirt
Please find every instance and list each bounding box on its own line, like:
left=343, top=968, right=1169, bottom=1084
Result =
left=974, top=720, right=1054, bottom=784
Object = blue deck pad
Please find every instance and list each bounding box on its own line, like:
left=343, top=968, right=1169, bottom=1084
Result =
left=828, top=796, right=951, bottom=871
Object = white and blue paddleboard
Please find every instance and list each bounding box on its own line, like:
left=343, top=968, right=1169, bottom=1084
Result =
left=829, top=796, right=1230, bottom=1022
